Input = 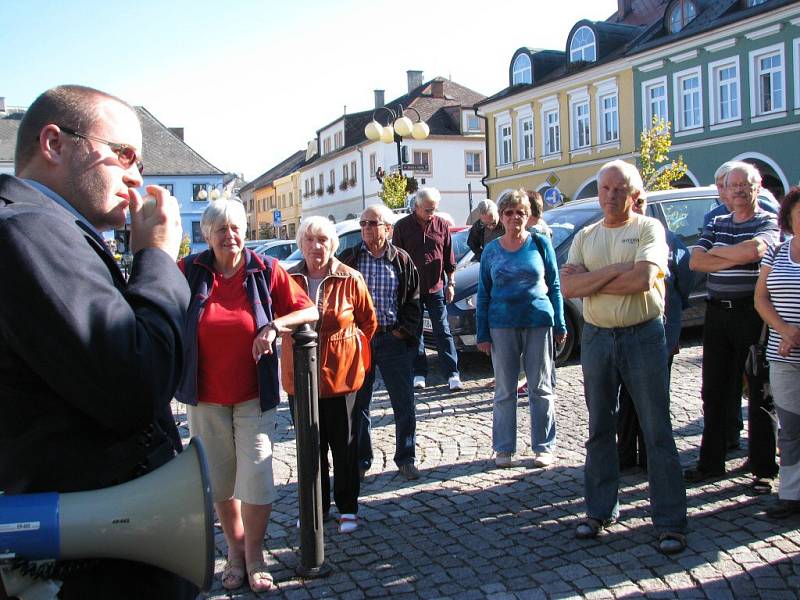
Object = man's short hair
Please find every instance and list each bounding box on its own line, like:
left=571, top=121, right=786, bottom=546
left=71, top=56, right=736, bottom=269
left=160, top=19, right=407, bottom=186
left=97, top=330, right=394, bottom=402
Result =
left=724, top=161, right=762, bottom=187
left=415, top=187, right=441, bottom=206
left=15, top=85, right=136, bottom=173
left=496, top=189, right=531, bottom=218
left=525, top=191, right=544, bottom=218
left=200, top=197, right=248, bottom=241
left=362, top=203, right=394, bottom=225
left=597, top=160, right=645, bottom=197
left=297, top=215, right=340, bottom=255
left=475, top=199, right=498, bottom=218
left=714, top=161, right=742, bottom=181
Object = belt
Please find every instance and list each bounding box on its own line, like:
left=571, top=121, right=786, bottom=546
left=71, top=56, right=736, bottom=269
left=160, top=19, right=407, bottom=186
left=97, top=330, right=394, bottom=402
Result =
left=707, top=297, right=755, bottom=310
left=376, top=324, right=396, bottom=334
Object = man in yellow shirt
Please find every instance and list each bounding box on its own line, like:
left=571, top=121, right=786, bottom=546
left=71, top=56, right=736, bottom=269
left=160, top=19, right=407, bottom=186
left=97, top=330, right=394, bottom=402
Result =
left=561, top=160, right=687, bottom=555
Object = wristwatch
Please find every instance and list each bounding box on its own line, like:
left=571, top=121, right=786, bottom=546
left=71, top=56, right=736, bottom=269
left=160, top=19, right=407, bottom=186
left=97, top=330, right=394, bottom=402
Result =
left=269, top=321, right=281, bottom=334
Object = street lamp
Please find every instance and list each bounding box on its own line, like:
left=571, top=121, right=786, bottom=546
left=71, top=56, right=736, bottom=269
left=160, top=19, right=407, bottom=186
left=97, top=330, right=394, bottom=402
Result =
left=196, top=186, right=221, bottom=201
left=364, top=105, right=429, bottom=176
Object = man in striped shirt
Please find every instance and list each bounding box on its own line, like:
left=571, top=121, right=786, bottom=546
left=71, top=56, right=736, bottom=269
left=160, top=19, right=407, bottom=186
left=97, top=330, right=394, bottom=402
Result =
left=685, top=162, right=780, bottom=483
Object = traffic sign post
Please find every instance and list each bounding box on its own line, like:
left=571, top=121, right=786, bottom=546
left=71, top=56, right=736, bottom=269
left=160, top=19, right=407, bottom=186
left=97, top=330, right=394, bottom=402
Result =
left=274, top=210, right=282, bottom=225
left=543, top=187, right=562, bottom=207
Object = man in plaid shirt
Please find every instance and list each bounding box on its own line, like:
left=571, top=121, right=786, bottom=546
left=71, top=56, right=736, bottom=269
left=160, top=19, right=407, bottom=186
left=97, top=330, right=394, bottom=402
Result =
left=341, top=204, right=422, bottom=481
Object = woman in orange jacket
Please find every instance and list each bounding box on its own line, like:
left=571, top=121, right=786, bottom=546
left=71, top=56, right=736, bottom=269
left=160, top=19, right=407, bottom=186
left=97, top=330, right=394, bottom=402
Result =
left=282, top=216, right=377, bottom=533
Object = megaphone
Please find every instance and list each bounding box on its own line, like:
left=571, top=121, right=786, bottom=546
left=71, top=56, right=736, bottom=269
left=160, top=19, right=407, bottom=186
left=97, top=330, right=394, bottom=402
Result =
left=0, top=437, right=214, bottom=597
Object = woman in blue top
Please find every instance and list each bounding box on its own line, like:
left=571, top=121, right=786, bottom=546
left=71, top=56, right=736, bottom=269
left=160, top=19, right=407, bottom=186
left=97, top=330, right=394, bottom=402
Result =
left=477, top=189, right=566, bottom=469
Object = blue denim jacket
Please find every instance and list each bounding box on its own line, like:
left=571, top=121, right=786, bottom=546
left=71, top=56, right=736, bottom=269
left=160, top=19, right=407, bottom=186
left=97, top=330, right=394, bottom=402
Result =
left=175, top=248, right=281, bottom=411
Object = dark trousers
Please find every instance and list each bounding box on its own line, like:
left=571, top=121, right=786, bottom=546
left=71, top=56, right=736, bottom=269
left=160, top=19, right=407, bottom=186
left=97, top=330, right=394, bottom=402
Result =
left=746, top=372, right=779, bottom=479
left=698, top=303, right=763, bottom=473
left=319, top=395, right=360, bottom=515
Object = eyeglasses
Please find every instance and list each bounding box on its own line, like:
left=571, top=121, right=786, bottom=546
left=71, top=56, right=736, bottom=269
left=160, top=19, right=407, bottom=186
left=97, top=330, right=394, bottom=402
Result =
left=726, top=183, right=755, bottom=191
left=59, top=125, right=144, bottom=175
left=420, top=207, right=436, bottom=214
left=503, top=209, right=527, bottom=217
left=359, top=220, right=386, bottom=228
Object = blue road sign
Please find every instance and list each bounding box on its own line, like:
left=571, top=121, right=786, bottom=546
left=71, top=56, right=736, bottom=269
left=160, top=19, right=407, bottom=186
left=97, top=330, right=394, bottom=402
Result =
left=273, top=210, right=282, bottom=225
left=543, top=187, right=561, bottom=207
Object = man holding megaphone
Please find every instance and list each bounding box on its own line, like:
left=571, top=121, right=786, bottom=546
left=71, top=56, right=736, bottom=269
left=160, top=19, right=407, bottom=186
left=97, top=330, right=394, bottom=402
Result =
left=0, top=85, right=196, bottom=599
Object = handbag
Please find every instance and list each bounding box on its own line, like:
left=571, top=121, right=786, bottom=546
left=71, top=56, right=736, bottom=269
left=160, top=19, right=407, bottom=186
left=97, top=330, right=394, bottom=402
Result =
left=745, top=323, right=770, bottom=380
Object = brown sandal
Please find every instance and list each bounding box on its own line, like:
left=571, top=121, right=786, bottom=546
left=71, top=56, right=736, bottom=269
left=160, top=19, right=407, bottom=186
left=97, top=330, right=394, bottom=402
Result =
left=221, top=558, right=245, bottom=590
left=247, top=561, right=275, bottom=593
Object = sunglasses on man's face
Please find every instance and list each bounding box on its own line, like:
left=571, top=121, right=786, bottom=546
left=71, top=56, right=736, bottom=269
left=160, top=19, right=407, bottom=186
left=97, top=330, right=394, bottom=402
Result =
left=359, top=220, right=386, bottom=228
left=58, top=125, right=144, bottom=175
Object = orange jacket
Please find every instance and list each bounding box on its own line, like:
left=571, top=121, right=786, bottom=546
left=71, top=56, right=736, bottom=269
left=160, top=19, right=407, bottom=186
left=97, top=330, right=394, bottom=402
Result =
left=281, top=258, right=377, bottom=398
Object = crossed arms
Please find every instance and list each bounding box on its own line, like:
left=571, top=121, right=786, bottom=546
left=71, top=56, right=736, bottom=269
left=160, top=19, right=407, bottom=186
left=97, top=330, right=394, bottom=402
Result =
left=689, top=238, right=767, bottom=273
left=560, top=261, right=660, bottom=299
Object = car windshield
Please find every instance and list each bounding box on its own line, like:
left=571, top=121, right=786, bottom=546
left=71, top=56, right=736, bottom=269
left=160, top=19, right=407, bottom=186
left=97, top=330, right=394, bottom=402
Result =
left=451, top=229, right=470, bottom=264
left=546, top=205, right=603, bottom=250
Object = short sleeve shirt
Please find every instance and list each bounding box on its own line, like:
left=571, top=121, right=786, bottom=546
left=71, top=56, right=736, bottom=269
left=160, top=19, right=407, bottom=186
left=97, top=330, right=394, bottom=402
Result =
left=567, top=214, right=668, bottom=328
left=762, top=242, right=800, bottom=363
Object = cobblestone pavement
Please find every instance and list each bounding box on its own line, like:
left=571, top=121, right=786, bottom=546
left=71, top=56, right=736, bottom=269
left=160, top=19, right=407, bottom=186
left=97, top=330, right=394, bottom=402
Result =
left=181, top=330, right=800, bottom=599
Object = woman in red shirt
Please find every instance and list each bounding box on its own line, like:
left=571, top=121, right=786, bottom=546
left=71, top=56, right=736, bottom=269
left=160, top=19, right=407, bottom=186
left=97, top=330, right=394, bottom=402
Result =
left=176, top=198, right=317, bottom=593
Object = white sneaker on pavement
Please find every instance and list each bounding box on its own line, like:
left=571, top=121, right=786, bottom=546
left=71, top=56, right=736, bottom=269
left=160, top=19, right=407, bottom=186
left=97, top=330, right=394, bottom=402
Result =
left=413, top=376, right=426, bottom=389
left=533, top=452, right=555, bottom=468
left=448, top=375, right=463, bottom=391
left=495, top=452, right=514, bottom=468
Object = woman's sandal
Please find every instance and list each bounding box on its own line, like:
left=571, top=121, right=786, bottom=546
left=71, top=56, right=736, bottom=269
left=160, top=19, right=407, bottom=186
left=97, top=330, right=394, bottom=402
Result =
left=247, top=561, right=275, bottom=593
left=221, top=558, right=245, bottom=590
left=658, top=531, right=687, bottom=555
left=749, top=477, right=774, bottom=495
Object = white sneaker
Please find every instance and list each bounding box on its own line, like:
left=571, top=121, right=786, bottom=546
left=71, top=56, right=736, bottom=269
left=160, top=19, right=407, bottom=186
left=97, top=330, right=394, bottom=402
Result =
left=495, top=452, right=514, bottom=468
left=533, top=452, right=555, bottom=468
left=448, top=375, right=463, bottom=390
left=413, top=376, right=426, bottom=389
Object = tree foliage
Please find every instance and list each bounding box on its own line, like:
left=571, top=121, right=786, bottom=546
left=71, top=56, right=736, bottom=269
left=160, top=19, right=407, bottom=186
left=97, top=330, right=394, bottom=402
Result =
left=378, top=172, right=408, bottom=210
left=637, top=117, right=688, bottom=191
left=177, top=233, right=192, bottom=259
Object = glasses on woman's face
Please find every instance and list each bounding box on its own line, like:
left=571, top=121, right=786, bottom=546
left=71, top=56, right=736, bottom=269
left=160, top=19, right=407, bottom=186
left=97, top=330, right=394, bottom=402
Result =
left=58, top=125, right=144, bottom=174
left=503, top=209, right=527, bottom=218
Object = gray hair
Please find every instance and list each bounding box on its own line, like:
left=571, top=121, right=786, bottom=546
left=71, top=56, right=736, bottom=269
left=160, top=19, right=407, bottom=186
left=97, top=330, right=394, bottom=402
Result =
left=296, top=215, right=339, bottom=255
left=597, top=160, right=645, bottom=197
left=724, top=161, right=762, bottom=187
left=362, top=203, right=395, bottom=225
left=496, top=188, right=531, bottom=217
left=415, top=187, right=441, bottom=206
left=714, top=160, right=743, bottom=181
left=475, top=199, right=498, bottom=218
left=200, top=198, right=248, bottom=241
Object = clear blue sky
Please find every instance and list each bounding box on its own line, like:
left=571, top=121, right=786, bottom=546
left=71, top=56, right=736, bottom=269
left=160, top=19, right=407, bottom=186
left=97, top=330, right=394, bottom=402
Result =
left=1, top=0, right=616, bottom=180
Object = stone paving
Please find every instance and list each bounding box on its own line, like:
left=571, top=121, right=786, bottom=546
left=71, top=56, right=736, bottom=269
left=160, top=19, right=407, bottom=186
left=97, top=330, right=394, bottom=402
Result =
left=181, top=330, right=800, bottom=599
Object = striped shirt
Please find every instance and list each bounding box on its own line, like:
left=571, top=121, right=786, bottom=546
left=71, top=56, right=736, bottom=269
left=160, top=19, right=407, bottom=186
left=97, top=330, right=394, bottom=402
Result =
left=762, top=242, right=800, bottom=364
left=357, top=243, right=399, bottom=327
left=696, top=211, right=779, bottom=299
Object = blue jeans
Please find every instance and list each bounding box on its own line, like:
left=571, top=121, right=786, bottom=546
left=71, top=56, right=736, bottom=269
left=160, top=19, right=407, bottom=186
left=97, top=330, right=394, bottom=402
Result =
left=416, top=290, right=459, bottom=379
left=581, top=318, right=686, bottom=534
left=490, top=327, right=557, bottom=453
left=355, top=331, right=417, bottom=467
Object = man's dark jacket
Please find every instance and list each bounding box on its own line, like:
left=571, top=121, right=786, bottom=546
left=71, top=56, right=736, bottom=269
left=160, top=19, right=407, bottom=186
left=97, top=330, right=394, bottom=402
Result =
left=339, top=242, right=421, bottom=343
left=0, top=175, right=194, bottom=598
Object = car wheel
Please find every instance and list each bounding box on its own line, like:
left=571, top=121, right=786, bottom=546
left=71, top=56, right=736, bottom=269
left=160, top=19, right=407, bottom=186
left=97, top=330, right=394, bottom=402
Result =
left=555, top=311, right=576, bottom=367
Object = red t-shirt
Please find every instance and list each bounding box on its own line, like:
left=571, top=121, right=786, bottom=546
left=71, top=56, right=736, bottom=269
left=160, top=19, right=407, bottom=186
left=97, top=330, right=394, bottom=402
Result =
left=197, top=260, right=313, bottom=405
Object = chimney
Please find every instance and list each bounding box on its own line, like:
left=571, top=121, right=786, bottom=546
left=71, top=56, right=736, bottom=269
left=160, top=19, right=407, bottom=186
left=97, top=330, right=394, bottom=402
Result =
left=0, top=97, right=5, bottom=112
left=431, top=80, right=444, bottom=99
left=169, top=127, right=184, bottom=141
left=617, top=0, right=632, bottom=19
left=374, top=89, right=385, bottom=108
left=407, top=70, right=423, bottom=92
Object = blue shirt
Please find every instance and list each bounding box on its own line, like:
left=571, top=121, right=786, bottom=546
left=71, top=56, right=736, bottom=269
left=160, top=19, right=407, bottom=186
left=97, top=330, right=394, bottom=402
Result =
left=664, top=230, right=693, bottom=351
left=357, top=242, right=399, bottom=327
left=476, top=233, right=565, bottom=343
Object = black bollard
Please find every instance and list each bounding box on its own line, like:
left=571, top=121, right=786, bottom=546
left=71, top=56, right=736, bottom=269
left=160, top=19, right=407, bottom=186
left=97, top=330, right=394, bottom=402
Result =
left=291, top=324, right=331, bottom=578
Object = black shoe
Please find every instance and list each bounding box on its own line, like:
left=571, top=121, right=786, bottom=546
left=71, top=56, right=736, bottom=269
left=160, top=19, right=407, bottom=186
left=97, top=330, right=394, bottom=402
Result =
left=766, top=499, right=800, bottom=519
left=684, top=467, right=725, bottom=483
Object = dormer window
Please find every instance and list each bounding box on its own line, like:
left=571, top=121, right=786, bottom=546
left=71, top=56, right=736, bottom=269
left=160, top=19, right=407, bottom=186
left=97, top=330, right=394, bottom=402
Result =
left=668, top=0, right=697, bottom=33
left=570, top=26, right=596, bottom=63
left=512, top=54, right=532, bottom=85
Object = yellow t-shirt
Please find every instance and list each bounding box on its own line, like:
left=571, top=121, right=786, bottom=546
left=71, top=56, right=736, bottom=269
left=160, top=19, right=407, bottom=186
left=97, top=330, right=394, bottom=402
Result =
left=567, top=214, right=667, bottom=328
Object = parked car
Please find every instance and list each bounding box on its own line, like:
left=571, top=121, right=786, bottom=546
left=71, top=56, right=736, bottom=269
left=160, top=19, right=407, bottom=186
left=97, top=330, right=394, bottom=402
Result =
left=253, top=239, right=297, bottom=261
left=426, top=185, right=777, bottom=366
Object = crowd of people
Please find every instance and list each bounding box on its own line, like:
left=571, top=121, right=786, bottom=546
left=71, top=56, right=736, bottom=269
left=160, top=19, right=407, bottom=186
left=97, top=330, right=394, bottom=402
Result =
left=1, top=83, right=798, bottom=597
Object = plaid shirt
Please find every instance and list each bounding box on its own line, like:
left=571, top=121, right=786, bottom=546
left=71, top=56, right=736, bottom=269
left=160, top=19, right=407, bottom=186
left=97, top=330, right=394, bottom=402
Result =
left=357, top=242, right=399, bottom=327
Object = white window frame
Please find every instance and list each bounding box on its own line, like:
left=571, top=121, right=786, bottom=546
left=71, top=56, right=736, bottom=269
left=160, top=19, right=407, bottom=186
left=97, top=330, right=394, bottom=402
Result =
left=570, top=26, right=596, bottom=63
left=641, top=76, right=669, bottom=130
left=708, top=56, right=741, bottom=128
left=594, top=78, right=619, bottom=146
left=749, top=43, right=786, bottom=120
left=495, top=112, right=513, bottom=166
left=514, top=105, right=534, bottom=163
left=540, top=96, right=561, bottom=159
left=568, top=87, right=591, bottom=154
left=512, top=54, right=532, bottom=85
left=412, top=149, right=432, bottom=175
left=463, top=112, right=481, bottom=132
left=672, top=66, right=703, bottom=134
left=465, top=150, right=483, bottom=176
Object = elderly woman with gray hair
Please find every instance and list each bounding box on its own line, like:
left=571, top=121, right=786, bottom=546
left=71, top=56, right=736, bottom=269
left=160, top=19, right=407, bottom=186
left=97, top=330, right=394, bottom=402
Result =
left=176, top=198, right=318, bottom=593
left=476, top=189, right=566, bottom=469
left=282, top=216, right=377, bottom=533
left=467, top=198, right=504, bottom=261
